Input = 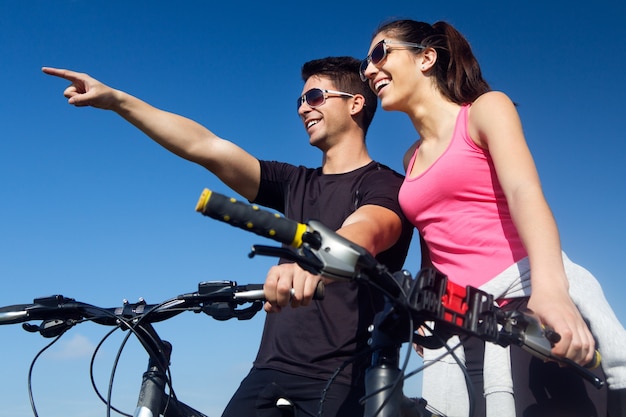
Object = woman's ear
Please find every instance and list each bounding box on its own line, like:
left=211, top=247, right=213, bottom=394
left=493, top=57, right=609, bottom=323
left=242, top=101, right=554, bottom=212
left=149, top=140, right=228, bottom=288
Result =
left=420, top=47, right=437, bottom=72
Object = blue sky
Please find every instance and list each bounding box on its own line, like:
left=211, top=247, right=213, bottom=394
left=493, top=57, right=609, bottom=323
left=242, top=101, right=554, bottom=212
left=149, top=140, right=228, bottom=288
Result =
left=1, top=1, right=625, bottom=416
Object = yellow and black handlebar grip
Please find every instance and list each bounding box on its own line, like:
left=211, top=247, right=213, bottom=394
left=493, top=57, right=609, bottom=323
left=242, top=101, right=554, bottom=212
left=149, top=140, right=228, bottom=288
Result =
left=195, top=189, right=307, bottom=248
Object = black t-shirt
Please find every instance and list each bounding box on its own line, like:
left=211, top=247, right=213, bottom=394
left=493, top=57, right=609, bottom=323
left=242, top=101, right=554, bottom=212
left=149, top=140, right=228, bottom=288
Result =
left=251, top=160, right=413, bottom=386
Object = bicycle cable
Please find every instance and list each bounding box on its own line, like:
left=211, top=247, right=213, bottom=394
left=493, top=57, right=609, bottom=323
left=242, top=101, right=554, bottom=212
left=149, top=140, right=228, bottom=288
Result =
left=89, top=326, right=133, bottom=417
left=27, top=330, right=68, bottom=417
left=317, top=346, right=372, bottom=417
left=74, top=300, right=179, bottom=417
left=129, top=298, right=195, bottom=412
left=107, top=324, right=137, bottom=417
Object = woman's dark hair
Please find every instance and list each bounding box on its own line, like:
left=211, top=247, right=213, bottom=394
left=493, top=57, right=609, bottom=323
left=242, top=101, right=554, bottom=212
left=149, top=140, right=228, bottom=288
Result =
left=374, top=19, right=491, bottom=104
left=302, top=56, right=377, bottom=134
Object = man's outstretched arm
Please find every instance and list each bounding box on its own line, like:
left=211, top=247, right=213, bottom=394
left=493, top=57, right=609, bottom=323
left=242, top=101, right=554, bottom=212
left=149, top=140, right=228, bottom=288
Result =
left=42, top=67, right=261, bottom=201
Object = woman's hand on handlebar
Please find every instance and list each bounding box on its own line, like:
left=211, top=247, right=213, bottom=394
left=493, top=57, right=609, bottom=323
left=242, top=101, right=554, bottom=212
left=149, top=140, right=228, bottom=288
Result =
left=527, top=289, right=596, bottom=366
left=263, top=263, right=323, bottom=313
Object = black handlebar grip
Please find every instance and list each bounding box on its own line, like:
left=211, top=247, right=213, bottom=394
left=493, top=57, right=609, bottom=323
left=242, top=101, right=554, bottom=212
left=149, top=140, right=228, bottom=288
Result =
left=195, top=189, right=307, bottom=248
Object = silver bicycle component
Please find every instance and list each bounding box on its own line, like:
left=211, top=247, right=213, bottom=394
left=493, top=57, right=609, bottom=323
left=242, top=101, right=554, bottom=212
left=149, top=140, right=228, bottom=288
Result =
left=303, top=220, right=372, bottom=280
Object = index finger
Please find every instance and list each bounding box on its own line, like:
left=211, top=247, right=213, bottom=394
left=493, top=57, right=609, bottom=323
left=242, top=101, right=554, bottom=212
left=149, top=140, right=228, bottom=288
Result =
left=41, top=67, right=82, bottom=82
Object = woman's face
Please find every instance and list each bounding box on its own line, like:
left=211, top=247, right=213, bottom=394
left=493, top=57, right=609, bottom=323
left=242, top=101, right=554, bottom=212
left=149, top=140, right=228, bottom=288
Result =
left=362, top=32, right=423, bottom=112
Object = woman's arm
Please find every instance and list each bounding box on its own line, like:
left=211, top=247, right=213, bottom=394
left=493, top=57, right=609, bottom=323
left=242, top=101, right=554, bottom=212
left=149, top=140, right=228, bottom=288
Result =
left=469, top=91, right=595, bottom=365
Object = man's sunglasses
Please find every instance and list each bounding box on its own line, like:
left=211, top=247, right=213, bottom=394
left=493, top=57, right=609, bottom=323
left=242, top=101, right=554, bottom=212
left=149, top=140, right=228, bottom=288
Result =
left=297, top=88, right=354, bottom=111
left=359, top=39, right=425, bottom=82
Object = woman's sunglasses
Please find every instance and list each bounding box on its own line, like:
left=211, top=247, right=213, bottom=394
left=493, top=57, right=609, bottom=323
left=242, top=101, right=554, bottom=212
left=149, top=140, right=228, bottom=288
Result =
left=297, top=88, right=355, bottom=111
left=359, top=39, right=425, bottom=82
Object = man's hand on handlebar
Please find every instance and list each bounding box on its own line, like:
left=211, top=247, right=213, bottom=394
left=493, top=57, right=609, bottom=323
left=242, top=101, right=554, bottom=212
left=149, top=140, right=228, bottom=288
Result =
left=263, top=263, right=325, bottom=313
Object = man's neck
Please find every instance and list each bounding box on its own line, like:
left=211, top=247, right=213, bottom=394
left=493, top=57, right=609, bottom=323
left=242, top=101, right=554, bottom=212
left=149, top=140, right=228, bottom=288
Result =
left=321, top=138, right=372, bottom=175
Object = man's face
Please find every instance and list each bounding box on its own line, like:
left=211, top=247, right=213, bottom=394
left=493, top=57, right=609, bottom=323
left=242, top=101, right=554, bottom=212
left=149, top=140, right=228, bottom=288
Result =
left=297, top=75, right=354, bottom=149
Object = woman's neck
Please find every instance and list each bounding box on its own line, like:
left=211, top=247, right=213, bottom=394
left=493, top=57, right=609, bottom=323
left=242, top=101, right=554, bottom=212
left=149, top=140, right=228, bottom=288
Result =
left=406, top=98, right=461, bottom=143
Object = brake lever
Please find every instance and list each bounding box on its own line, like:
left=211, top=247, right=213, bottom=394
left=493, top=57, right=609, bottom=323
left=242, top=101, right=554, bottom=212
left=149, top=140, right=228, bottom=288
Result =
left=249, top=245, right=324, bottom=275
left=23, top=319, right=75, bottom=338
left=202, top=301, right=263, bottom=321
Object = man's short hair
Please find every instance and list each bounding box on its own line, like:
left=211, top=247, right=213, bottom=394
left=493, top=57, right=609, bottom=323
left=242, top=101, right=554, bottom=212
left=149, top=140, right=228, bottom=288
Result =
left=301, top=57, right=377, bottom=134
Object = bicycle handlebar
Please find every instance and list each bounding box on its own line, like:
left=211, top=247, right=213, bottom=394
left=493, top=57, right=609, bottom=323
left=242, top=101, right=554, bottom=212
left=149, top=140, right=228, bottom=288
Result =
left=0, top=279, right=326, bottom=332
left=0, top=281, right=285, bottom=334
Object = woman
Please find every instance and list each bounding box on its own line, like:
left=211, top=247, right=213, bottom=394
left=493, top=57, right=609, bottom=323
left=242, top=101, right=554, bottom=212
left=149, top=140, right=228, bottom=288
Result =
left=360, top=19, right=625, bottom=417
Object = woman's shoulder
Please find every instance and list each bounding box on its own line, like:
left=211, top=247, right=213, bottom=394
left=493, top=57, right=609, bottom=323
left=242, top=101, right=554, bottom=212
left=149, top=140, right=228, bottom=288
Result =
left=472, top=91, right=515, bottom=110
left=470, top=91, right=519, bottom=125
left=468, top=91, right=521, bottom=148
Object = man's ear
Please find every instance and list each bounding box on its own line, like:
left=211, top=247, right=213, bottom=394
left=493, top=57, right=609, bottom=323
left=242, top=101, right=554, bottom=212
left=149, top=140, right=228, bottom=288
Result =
left=350, top=94, right=366, bottom=115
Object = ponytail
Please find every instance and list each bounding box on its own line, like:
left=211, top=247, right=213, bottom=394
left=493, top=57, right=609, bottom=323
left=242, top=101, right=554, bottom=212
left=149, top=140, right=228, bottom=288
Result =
left=432, top=22, right=490, bottom=104
left=374, top=19, right=490, bottom=104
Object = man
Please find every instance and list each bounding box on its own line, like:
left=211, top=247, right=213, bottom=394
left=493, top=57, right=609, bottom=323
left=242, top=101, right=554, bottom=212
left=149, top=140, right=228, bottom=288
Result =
left=43, top=57, right=413, bottom=417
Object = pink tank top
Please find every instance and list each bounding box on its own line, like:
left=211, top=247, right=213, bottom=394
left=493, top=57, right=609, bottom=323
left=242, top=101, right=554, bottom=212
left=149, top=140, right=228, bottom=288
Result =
left=399, top=105, right=527, bottom=287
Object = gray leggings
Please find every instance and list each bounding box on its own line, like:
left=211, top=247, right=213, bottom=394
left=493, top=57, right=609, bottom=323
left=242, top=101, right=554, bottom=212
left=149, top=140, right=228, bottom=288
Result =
left=420, top=252, right=626, bottom=417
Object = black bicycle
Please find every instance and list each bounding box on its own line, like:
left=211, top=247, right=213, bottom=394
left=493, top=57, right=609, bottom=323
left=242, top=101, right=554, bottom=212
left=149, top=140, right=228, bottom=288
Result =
left=0, top=189, right=604, bottom=417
